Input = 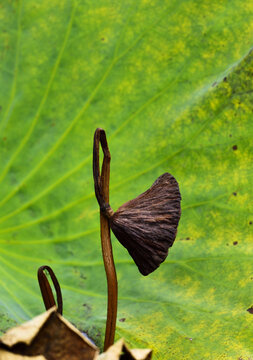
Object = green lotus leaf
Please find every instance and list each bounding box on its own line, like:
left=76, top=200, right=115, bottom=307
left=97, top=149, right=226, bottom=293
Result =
left=0, top=1, right=252, bottom=359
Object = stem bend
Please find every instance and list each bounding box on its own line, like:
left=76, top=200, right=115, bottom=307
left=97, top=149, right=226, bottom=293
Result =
left=93, top=128, right=118, bottom=351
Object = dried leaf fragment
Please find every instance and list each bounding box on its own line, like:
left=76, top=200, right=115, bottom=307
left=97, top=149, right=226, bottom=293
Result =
left=0, top=349, right=45, bottom=360
left=110, top=173, right=181, bottom=275
left=0, top=307, right=98, bottom=360
left=98, top=339, right=152, bottom=359
left=130, top=349, right=152, bottom=360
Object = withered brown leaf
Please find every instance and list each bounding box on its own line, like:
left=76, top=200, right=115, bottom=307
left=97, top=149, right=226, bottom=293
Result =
left=98, top=339, right=152, bottom=359
left=0, top=307, right=98, bottom=360
left=110, top=173, right=181, bottom=275
left=0, top=349, right=45, bottom=360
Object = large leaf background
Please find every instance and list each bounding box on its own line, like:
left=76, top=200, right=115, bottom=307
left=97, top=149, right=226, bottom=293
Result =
left=0, top=1, right=252, bottom=359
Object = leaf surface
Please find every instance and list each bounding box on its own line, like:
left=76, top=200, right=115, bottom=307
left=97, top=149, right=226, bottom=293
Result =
left=0, top=1, right=252, bottom=359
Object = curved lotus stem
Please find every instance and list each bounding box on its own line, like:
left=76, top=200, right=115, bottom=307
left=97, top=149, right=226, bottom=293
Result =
left=37, top=265, right=63, bottom=315
left=93, top=128, right=118, bottom=351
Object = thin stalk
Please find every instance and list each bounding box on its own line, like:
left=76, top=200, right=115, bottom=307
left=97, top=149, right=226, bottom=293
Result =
left=37, top=265, right=63, bottom=315
left=93, top=128, right=118, bottom=351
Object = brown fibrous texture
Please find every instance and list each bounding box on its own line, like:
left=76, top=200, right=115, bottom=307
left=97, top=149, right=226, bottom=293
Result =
left=6, top=312, right=97, bottom=360
left=109, top=173, right=181, bottom=276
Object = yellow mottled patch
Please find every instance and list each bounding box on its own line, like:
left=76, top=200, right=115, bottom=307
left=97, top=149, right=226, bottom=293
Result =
left=222, top=108, right=234, bottom=123
left=87, top=6, right=118, bottom=20
left=187, top=223, right=204, bottom=240
left=197, top=320, right=209, bottom=332
left=239, top=101, right=251, bottom=114
left=230, top=308, right=242, bottom=317
left=174, top=39, right=186, bottom=57
left=181, top=273, right=192, bottom=285
left=209, top=319, right=223, bottom=334
left=184, top=279, right=201, bottom=299
left=227, top=269, right=240, bottom=282
left=236, top=193, right=249, bottom=207
left=171, top=273, right=185, bottom=287
left=238, top=277, right=251, bottom=288
left=217, top=166, right=230, bottom=182
left=244, top=233, right=253, bottom=244
left=118, top=78, right=136, bottom=95
left=110, top=95, right=123, bottom=109
left=203, top=287, right=216, bottom=303
left=184, top=173, right=197, bottom=187
left=210, top=228, right=225, bottom=249
left=141, top=0, right=154, bottom=5
left=231, top=98, right=242, bottom=109
left=216, top=161, right=231, bottom=179
left=230, top=342, right=251, bottom=357
left=202, top=51, right=215, bottom=60
left=0, top=11, right=5, bottom=22
left=196, top=107, right=207, bottom=120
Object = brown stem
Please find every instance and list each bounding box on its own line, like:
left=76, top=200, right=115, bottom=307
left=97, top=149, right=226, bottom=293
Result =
left=93, top=128, right=118, bottom=351
left=37, top=265, right=63, bottom=315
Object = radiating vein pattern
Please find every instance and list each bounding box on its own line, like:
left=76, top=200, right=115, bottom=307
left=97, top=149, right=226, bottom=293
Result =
left=0, top=1, right=252, bottom=359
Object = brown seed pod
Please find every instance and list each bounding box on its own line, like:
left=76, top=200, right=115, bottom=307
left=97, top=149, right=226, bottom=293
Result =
left=108, top=173, right=181, bottom=276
